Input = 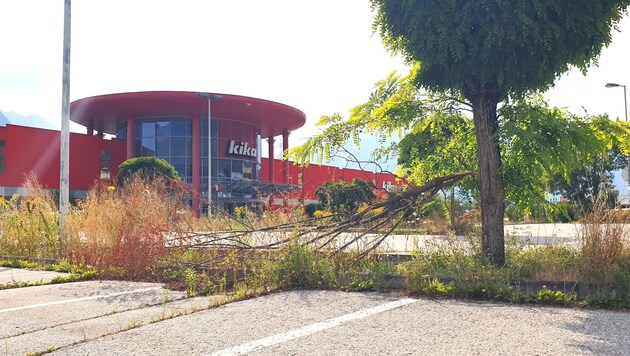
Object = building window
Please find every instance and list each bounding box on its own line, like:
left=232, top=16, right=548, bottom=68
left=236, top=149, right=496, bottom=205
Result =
left=231, top=160, right=243, bottom=179
left=100, top=150, right=111, bottom=179
left=0, top=140, right=5, bottom=173
left=117, top=121, right=127, bottom=139
left=218, top=159, right=230, bottom=178
left=243, top=161, right=253, bottom=180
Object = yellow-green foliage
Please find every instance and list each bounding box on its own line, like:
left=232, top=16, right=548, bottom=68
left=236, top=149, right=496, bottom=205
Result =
left=0, top=186, right=60, bottom=259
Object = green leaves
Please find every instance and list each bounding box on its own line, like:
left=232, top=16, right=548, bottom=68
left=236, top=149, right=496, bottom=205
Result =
left=398, top=110, right=476, bottom=186
left=500, top=96, right=629, bottom=213
left=117, top=156, right=180, bottom=187
left=371, top=0, right=630, bottom=98
left=289, top=67, right=629, bottom=218
left=315, top=179, right=377, bottom=217
left=287, top=64, right=470, bottom=167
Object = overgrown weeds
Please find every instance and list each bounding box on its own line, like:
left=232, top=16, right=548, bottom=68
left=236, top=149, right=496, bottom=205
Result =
left=0, top=176, right=60, bottom=259
left=578, top=209, right=630, bottom=285
left=396, top=213, right=629, bottom=307
left=64, top=175, right=190, bottom=277
left=1, top=173, right=629, bottom=309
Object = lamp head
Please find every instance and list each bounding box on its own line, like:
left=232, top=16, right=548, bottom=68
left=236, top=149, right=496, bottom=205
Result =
left=197, top=92, right=222, bottom=100
left=606, top=83, right=621, bottom=88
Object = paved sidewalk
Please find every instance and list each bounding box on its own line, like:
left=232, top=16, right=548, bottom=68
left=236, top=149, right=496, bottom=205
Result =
left=0, top=267, right=70, bottom=285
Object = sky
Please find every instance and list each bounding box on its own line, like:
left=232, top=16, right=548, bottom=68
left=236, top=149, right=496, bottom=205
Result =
left=1, top=1, right=629, bottom=187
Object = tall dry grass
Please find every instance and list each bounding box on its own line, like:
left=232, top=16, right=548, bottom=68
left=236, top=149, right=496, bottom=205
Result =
left=578, top=209, right=630, bottom=284
left=64, top=176, right=192, bottom=276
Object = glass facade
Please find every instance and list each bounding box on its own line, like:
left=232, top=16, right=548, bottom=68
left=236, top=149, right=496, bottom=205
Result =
left=116, top=117, right=261, bottom=190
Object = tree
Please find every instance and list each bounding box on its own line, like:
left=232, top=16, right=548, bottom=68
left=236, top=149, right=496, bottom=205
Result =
left=316, top=178, right=377, bottom=216
left=290, top=69, right=629, bottom=265
left=370, top=0, right=630, bottom=265
left=117, top=157, right=180, bottom=187
left=550, top=148, right=627, bottom=213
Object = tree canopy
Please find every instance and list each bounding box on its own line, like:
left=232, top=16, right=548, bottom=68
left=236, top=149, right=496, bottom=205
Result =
left=371, top=0, right=630, bottom=98
left=549, top=148, right=628, bottom=213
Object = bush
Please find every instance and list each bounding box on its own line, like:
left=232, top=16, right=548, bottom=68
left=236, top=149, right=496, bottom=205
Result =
left=315, top=178, right=376, bottom=216
left=117, top=157, right=180, bottom=187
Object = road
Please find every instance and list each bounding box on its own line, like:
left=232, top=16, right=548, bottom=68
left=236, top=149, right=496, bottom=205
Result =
left=2, top=271, right=629, bottom=355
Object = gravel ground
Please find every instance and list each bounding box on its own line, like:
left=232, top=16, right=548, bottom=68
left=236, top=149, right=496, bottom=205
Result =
left=44, top=290, right=630, bottom=355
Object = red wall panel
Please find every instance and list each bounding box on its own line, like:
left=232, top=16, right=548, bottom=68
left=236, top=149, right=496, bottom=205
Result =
left=0, top=125, right=126, bottom=191
left=1, top=124, right=400, bottom=205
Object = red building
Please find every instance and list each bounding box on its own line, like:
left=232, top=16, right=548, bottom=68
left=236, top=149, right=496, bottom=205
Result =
left=0, top=91, right=401, bottom=213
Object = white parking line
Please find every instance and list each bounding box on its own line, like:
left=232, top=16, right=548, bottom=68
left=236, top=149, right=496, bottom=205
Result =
left=209, top=297, right=418, bottom=356
left=0, top=287, right=162, bottom=314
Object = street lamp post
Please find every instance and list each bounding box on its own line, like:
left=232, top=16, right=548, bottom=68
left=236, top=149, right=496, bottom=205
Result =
left=605, top=82, right=629, bottom=193
left=197, top=93, right=222, bottom=218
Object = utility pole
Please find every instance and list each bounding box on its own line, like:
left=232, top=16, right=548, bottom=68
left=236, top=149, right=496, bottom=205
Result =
left=59, top=0, right=71, bottom=244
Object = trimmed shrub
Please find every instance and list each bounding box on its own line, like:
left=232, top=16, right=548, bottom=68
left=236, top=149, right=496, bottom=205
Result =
left=117, top=157, right=180, bottom=187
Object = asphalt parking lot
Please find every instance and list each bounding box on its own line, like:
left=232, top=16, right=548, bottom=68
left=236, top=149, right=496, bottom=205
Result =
left=2, top=268, right=630, bottom=355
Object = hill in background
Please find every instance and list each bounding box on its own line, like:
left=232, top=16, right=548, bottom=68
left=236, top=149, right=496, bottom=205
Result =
left=0, top=111, right=54, bottom=129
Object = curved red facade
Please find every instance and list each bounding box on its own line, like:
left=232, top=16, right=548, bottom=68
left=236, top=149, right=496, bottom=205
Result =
left=0, top=91, right=402, bottom=214
left=70, top=91, right=305, bottom=138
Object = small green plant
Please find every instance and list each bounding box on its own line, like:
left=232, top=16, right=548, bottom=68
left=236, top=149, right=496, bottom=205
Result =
left=232, top=283, right=251, bottom=301
left=526, top=285, right=575, bottom=305
left=183, top=268, right=201, bottom=297
left=26, top=346, right=57, bottom=356
left=582, top=290, right=627, bottom=309
left=342, top=257, right=399, bottom=291
left=121, top=320, right=144, bottom=331
left=423, top=278, right=455, bottom=296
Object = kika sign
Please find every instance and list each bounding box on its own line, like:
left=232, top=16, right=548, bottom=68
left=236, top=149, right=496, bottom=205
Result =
left=226, top=140, right=257, bottom=158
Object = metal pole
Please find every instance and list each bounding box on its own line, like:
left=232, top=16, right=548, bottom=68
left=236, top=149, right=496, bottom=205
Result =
left=197, top=93, right=221, bottom=217
left=59, top=0, right=71, bottom=236
left=606, top=83, right=630, bottom=193
left=208, top=97, right=212, bottom=218
left=623, top=85, right=628, bottom=123
left=624, top=85, right=629, bottom=192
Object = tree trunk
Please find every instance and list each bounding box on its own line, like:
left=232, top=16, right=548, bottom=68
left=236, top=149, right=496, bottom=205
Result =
left=469, top=91, right=506, bottom=266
